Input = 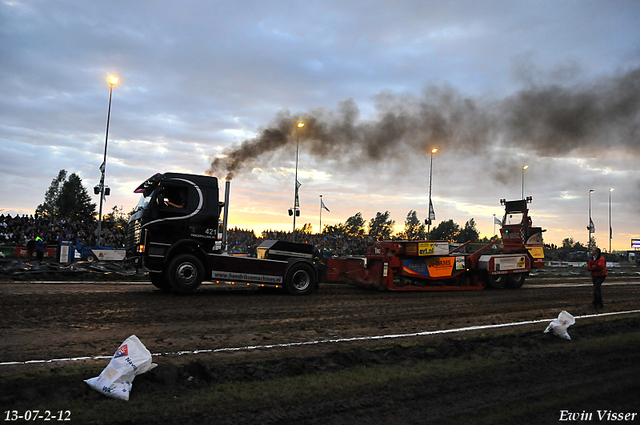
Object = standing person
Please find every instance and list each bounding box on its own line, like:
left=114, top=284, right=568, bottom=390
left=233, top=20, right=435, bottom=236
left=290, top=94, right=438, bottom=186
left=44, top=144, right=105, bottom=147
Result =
left=35, top=233, right=46, bottom=262
left=587, top=247, right=607, bottom=309
left=26, top=237, right=36, bottom=259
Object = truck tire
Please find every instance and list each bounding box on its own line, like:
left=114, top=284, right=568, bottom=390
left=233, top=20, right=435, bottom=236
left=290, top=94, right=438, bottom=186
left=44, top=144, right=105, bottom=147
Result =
left=86, top=253, right=97, bottom=263
left=486, top=274, right=506, bottom=289
left=505, top=273, right=527, bottom=289
left=166, top=254, right=204, bottom=294
left=285, top=262, right=316, bottom=295
left=150, top=272, right=172, bottom=292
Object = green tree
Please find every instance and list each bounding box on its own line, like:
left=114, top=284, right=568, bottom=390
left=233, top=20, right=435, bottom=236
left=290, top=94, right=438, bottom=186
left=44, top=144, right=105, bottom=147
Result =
left=457, top=218, right=480, bottom=243
left=430, top=219, right=460, bottom=242
left=103, top=205, right=129, bottom=229
left=561, top=237, right=575, bottom=249
left=403, top=210, right=426, bottom=240
left=368, top=211, right=395, bottom=241
left=321, top=212, right=365, bottom=237
left=298, top=223, right=313, bottom=235
left=36, top=169, right=67, bottom=218
left=344, top=212, right=366, bottom=237
left=58, top=173, right=96, bottom=223
left=322, top=223, right=346, bottom=237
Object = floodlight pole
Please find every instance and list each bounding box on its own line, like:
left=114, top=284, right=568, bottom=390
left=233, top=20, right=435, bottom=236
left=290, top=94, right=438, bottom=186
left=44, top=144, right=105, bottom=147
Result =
left=291, top=122, right=304, bottom=241
left=97, top=76, right=118, bottom=243
left=427, top=148, right=437, bottom=239
left=609, top=188, right=614, bottom=253
left=521, top=165, right=528, bottom=199
left=588, top=189, right=594, bottom=249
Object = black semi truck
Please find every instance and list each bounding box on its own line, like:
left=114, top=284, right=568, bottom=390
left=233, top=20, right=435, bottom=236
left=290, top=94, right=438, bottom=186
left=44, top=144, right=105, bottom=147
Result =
left=124, top=172, right=319, bottom=294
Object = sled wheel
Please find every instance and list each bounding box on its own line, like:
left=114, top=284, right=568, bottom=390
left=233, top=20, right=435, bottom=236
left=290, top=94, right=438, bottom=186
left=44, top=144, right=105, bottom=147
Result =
left=166, top=254, right=204, bottom=294
left=150, top=272, right=172, bottom=292
left=505, top=273, right=527, bottom=289
left=486, top=274, right=506, bottom=289
left=285, top=262, right=316, bottom=295
left=86, top=253, right=97, bottom=263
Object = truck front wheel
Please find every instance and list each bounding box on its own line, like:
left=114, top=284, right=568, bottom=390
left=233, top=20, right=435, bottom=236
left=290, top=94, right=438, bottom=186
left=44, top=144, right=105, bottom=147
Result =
left=285, top=262, right=316, bottom=295
left=150, top=272, right=172, bottom=292
left=166, top=254, right=204, bottom=294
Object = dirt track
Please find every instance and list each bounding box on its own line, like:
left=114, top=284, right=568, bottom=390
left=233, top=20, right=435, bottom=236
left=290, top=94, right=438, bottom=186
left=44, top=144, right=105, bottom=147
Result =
left=1, top=275, right=640, bottom=424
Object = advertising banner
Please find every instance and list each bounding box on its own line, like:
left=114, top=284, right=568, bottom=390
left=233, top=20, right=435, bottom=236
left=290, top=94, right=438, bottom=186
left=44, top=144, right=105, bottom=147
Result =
left=402, top=256, right=465, bottom=278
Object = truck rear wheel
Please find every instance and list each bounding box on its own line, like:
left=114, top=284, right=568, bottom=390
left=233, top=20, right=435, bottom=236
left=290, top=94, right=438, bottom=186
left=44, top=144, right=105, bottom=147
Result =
left=285, top=262, right=316, bottom=295
left=505, top=273, right=527, bottom=289
left=150, top=272, right=172, bottom=292
left=166, top=254, right=204, bottom=294
left=486, top=274, right=506, bottom=289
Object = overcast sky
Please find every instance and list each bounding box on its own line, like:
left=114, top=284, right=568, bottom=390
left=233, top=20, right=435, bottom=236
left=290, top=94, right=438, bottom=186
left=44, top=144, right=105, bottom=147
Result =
left=1, top=0, right=639, bottom=250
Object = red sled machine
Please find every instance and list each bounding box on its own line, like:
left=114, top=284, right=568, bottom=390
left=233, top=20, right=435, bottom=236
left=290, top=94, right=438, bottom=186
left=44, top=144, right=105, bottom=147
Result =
left=325, top=197, right=545, bottom=291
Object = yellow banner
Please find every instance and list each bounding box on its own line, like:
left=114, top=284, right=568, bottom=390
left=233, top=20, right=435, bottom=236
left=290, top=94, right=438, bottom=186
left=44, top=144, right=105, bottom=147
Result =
left=419, top=242, right=434, bottom=256
left=527, top=247, right=544, bottom=259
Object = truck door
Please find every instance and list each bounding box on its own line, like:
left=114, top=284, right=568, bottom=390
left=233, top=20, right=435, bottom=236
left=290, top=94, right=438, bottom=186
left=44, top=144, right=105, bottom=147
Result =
left=152, top=182, right=199, bottom=243
left=158, top=183, right=194, bottom=214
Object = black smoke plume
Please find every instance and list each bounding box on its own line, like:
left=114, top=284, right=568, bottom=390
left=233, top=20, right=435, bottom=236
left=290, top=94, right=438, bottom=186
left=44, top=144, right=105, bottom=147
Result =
left=208, top=67, right=640, bottom=181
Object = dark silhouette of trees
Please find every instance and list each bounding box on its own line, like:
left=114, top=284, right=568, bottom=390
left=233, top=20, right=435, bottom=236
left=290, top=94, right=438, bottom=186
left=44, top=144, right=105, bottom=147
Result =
left=368, top=211, right=395, bottom=241
left=36, top=169, right=96, bottom=223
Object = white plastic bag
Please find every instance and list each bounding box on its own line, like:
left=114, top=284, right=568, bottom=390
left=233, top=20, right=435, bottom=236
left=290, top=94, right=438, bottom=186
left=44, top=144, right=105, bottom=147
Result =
left=85, top=335, right=157, bottom=400
left=543, top=311, right=575, bottom=340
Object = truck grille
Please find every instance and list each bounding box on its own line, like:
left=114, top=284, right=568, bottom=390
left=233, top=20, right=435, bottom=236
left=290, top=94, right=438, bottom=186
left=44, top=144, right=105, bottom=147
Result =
left=125, top=219, right=142, bottom=254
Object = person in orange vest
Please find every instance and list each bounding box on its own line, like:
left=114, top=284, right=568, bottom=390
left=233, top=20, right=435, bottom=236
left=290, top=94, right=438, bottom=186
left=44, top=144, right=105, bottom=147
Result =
left=586, top=247, right=607, bottom=309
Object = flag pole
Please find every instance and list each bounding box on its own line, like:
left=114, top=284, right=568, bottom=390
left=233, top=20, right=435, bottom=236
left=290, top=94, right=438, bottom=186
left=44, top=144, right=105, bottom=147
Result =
left=319, top=195, right=323, bottom=234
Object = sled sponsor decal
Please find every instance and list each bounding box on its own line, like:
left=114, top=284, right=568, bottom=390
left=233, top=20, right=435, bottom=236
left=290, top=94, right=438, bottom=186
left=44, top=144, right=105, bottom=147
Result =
left=418, top=242, right=449, bottom=256
left=526, top=246, right=544, bottom=259
left=402, top=257, right=455, bottom=278
left=211, top=270, right=283, bottom=284
left=494, top=256, right=526, bottom=271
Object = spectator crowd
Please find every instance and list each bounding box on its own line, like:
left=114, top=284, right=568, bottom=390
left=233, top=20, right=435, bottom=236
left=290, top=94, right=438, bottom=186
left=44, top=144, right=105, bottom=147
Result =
left=0, top=214, right=126, bottom=249
left=2, top=215, right=379, bottom=259
left=227, top=227, right=374, bottom=258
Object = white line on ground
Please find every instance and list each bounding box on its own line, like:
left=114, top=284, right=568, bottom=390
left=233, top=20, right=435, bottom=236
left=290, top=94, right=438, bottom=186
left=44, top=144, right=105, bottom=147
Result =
left=2, top=309, right=639, bottom=367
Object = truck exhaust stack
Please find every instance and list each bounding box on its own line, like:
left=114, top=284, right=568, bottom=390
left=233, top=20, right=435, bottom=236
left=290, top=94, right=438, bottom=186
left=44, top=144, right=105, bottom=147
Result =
left=222, top=180, right=231, bottom=252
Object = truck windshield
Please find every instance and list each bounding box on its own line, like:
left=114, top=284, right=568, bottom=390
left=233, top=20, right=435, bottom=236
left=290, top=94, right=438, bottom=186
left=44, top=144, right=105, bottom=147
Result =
left=504, top=212, right=524, bottom=225
left=134, top=190, right=156, bottom=212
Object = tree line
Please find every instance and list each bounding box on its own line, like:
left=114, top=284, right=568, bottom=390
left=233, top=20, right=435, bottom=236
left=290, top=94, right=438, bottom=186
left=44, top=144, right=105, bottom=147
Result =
left=316, top=210, right=483, bottom=243
left=33, top=170, right=486, bottom=243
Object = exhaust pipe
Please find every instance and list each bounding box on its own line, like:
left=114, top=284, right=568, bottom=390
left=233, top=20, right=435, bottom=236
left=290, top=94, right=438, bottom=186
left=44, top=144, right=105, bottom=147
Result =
left=222, top=180, right=230, bottom=252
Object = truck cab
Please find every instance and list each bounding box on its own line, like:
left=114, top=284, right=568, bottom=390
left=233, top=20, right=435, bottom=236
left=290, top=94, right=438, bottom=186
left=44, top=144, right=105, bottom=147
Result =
left=126, top=173, right=221, bottom=273
left=125, top=172, right=318, bottom=295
